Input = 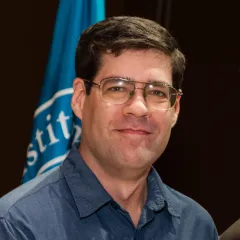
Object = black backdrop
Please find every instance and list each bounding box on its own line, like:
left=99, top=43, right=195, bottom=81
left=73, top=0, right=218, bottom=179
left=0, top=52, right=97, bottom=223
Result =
left=0, top=0, right=239, bottom=234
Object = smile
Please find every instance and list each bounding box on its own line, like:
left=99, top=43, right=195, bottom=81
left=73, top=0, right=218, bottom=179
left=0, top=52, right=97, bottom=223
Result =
left=117, top=129, right=151, bottom=135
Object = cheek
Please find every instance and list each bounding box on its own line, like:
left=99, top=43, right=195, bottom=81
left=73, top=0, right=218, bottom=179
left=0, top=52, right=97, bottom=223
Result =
left=151, top=112, right=174, bottom=141
left=84, top=100, right=120, bottom=133
left=153, top=110, right=173, bottom=128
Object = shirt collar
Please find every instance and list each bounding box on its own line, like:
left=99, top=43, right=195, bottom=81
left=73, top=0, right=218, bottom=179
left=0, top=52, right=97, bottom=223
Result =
left=62, top=144, right=180, bottom=218
left=146, top=167, right=181, bottom=217
left=61, top=144, right=112, bottom=218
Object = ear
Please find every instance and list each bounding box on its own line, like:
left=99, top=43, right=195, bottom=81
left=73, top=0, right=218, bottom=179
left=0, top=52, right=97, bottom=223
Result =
left=171, top=96, right=181, bottom=128
left=71, top=78, right=86, bottom=120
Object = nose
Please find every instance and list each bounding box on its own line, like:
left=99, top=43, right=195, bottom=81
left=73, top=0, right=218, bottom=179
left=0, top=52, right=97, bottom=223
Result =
left=123, top=89, right=150, bottom=118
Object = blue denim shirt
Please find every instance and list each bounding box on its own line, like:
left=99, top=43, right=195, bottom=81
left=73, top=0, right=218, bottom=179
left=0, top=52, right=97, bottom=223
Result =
left=0, top=145, right=218, bottom=239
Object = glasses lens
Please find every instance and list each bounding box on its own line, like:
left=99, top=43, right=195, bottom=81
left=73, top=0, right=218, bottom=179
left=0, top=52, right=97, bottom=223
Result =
left=101, top=78, right=134, bottom=104
left=145, top=82, right=177, bottom=110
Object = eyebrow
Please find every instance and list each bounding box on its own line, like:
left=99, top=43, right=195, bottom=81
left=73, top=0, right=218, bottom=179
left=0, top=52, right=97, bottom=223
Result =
left=102, top=75, right=172, bottom=86
left=102, top=75, right=133, bottom=81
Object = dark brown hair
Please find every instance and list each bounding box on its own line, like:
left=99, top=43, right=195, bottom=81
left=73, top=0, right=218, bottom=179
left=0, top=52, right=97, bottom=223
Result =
left=75, top=16, right=186, bottom=93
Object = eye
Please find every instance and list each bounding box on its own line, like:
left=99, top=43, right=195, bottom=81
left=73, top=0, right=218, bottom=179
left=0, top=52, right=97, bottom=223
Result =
left=107, top=86, right=127, bottom=92
left=149, top=90, right=166, bottom=97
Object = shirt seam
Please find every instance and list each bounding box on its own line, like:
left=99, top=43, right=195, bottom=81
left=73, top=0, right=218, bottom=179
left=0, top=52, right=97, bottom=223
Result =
left=0, top=217, right=28, bottom=239
left=2, top=176, right=65, bottom=218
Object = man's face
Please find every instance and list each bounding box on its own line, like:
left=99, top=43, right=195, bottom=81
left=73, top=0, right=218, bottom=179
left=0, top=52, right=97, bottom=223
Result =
left=73, top=50, right=180, bottom=173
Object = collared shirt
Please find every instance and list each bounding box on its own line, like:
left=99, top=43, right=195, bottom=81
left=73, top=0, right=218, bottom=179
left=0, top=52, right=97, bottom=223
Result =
left=0, top=145, right=218, bottom=239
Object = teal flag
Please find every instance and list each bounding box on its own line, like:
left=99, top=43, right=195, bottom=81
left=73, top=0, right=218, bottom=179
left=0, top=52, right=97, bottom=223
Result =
left=22, top=0, right=105, bottom=183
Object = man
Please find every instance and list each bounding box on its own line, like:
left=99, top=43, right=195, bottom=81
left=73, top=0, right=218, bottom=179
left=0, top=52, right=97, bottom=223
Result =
left=0, top=16, right=218, bottom=239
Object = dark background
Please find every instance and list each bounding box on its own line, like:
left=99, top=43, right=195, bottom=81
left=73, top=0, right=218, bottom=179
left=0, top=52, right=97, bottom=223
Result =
left=1, top=0, right=239, bottom=235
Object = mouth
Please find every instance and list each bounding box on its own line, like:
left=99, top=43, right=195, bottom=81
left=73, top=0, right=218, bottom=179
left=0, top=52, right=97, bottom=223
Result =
left=117, top=129, right=151, bottom=135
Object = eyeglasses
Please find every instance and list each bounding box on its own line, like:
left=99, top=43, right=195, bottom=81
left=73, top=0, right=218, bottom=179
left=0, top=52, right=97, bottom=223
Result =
left=83, top=77, right=183, bottom=110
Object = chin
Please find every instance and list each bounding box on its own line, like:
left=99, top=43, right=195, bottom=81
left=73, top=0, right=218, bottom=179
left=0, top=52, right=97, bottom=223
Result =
left=117, top=151, right=157, bottom=169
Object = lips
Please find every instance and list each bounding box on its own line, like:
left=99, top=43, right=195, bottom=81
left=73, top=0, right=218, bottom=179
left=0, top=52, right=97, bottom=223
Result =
left=117, top=128, right=151, bottom=135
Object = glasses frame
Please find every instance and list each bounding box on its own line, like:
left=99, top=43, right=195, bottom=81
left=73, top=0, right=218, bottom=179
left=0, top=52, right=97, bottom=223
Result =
left=83, top=77, right=183, bottom=110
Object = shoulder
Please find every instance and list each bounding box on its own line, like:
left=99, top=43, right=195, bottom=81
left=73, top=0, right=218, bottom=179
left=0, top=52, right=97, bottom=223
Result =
left=0, top=166, right=65, bottom=220
left=164, top=183, right=213, bottom=220
left=163, top=183, right=218, bottom=236
left=150, top=168, right=215, bottom=226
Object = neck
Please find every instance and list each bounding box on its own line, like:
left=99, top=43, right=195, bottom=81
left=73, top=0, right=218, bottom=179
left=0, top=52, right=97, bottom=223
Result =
left=79, top=145, right=150, bottom=227
left=97, top=167, right=149, bottom=227
left=103, top=172, right=148, bottom=210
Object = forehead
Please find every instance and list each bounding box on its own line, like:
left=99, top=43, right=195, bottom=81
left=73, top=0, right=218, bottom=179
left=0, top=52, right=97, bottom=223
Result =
left=95, top=50, right=172, bottom=85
